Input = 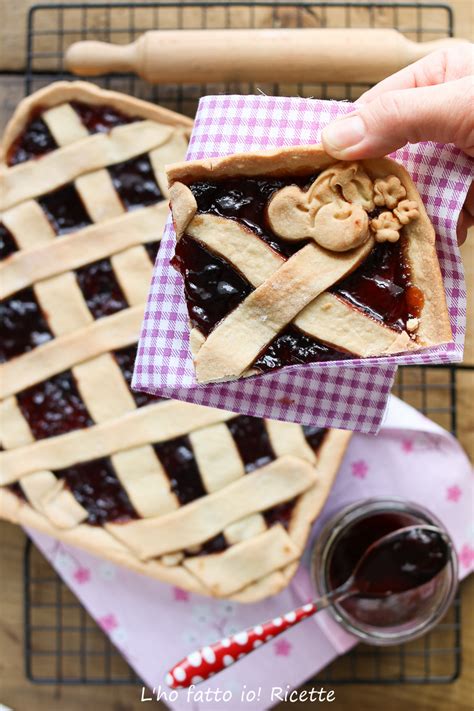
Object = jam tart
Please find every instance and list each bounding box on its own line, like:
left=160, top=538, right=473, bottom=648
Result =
left=0, top=83, right=351, bottom=601
left=167, top=148, right=452, bottom=383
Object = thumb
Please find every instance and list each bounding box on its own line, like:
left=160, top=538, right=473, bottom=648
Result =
left=321, top=77, right=474, bottom=159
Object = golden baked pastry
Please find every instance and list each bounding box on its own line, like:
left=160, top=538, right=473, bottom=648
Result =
left=0, top=83, right=351, bottom=601
left=167, top=148, right=452, bottom=384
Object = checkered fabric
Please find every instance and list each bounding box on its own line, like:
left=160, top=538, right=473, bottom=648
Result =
left=134, top=96, right=472, bottom=434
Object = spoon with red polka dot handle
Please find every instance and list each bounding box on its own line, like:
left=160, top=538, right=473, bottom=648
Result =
left=166, top=599, right=337, bottom=688
left=166, top=525, right=449, bottom=688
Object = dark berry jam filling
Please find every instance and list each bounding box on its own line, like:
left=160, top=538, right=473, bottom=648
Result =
left=332, top=237, right=423, bottom=331
left=227, top=415, right=275, bottom=473
left=187, top=533, right=229, bottom=557
left=71, top=101, right=136, bottom=134
left=144, top=240, right=161, bottom=264
left=38, top=183, right=92, bottom=235
left=302, top=425, right=327, bottom=451
left=0, top=287, right=53, bottom=363
left=114, top=344, right=160, bottom=408
left=325, top=510, right=446, bottom=627
left=254, top=325, right=348, bottom=374
left=329, top=512, right=419, bottom=592
left=75, top=258, right=128, bottom=320
left=8, top=482, right=27, bottom=501
left=16, top=370, right=94, bottom=440
left=176, top=176, right=421, bottom=368
left=6, top=101, right=138, bottom=167
left=7, top=114, right=58, bottom=166
left=200, top=533, right=228, bottom=554
left=153, top=435, right=206, bottom=506
left=172, top=234, right=252, bottom=336
left=0, top=223, right=18, bottom=260
left=56, top=457, right=137, bottom=525
left=264, top=499, right=296, bottom=529
left=109, top=154, right=163, bottom=210
left=189, top=176, right=315, bottom=258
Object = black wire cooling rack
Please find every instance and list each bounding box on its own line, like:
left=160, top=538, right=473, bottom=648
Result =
left=22, top=0, right=466, bottom=688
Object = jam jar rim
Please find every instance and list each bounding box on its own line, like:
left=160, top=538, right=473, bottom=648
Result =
left=310, top=497, right=459, bottom=646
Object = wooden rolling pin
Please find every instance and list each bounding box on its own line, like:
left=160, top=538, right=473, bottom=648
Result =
left=65, top=28, right=465, bottom=85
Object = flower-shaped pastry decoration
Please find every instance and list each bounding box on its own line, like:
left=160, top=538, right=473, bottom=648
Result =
left=394, top=199, right=420, bottom=225
left=374, top=175, right=407, bottom=209
left=370, top=211, right=403, bottom=243
left=267, top=163, right=374, bottom=252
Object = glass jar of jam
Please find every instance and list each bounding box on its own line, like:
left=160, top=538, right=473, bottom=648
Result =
left=311, top=498, right=458, bottom=645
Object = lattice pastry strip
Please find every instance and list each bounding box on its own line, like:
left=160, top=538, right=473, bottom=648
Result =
left=167, top=147, right=452, bottom=383
left=0, top=87, right=187, bottom=397
left=1, top=400, right=351, bottom=597
left=0, top=83, right=352, bottom=601
left=1, top=351, right=351, bottom=597
left=0, top=395, right=89, bottom=529
left=1, top=83, right=190, bottom=525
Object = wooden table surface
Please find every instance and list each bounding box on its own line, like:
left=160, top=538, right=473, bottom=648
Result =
left=0, top=1, right=473, bottom=709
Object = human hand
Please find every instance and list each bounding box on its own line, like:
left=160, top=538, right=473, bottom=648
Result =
left=321, top=45, right=474, bottom=243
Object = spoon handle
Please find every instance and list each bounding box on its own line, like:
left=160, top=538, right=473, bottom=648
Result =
left=166, top=602, right=318, bottom=689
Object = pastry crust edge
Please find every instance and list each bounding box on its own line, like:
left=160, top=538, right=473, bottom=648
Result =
left=0, top=80, right=193, bottom=165
left=0, top=429, right=351, bottom=602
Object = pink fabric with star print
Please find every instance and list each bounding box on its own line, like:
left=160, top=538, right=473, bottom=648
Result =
left=25, top=395, right=473, bottom=709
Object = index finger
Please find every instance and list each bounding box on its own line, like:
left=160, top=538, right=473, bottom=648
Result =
left=357, top=44, right=472, bottom=104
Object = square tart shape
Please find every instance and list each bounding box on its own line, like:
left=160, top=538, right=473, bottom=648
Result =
left=166, top=145, right=452, bottom=384
left=0, top=83, right=351, bottom=601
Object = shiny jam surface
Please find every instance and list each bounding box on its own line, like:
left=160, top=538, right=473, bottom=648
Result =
left=16, top=370, right=94, bottom=440
left=329, top=512, right=419, bottom=590
left=171, top=234, right=252, bottom=336
left=354, top=527, right=450, bottom=596
left=332, top=237, right=423, bottom=331
left=0, top=223, right=18, bottom=260
left=153, top=435, right=206, bottom=506
left=71, top=100, right=136, bottom=134
left=174, top=176, right=420, bottom=370
left=6, top=101, right=137, bottom=167
left=302, top=425, right=327, bottom=451
left=226, top=415, right=275, bottom=473
left=114, top=344, right=160, bottom=408
left=75, top=257, right=128, bottom=319
left=264, top=499, right=296, bottom=529
left=39, top=183, right=92, bottom=235
left=254, top=325, right=348, bottom=373
left=7, top=114, right=58, bottom=166
left=189, top=176, right=314, bottom=257
left=189, top=534, right=229, bottom=557
left=327, top=511, right=441, bottom=627
left=0, top=287, right=53, bottom=362
left=56, top=457, right=137, bottom=526
left=109, top=154, right=163, bottom=210
left=8, top=482, right=27, bottom=500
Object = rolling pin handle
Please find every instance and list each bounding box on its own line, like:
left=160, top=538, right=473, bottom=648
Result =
left=66, top=40, right=138, bottom=76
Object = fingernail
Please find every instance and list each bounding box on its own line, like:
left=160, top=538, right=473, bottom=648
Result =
left=322, top=114, right=365, bottom=154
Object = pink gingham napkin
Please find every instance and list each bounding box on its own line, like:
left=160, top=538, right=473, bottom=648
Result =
left=133, top=95, right=472, bottom=433
left=26, top=396, right=474, bottom=709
